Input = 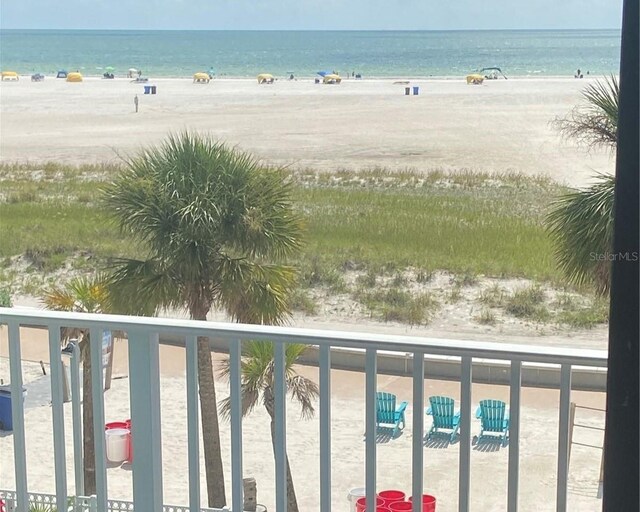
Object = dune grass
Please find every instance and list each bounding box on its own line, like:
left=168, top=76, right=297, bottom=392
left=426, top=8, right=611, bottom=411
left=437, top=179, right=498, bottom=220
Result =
left=0, top=163, right=566, bottom=290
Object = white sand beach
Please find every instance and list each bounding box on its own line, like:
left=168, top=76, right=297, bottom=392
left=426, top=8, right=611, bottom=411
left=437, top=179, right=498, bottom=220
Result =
left=0, top=76, right=614, bottom=187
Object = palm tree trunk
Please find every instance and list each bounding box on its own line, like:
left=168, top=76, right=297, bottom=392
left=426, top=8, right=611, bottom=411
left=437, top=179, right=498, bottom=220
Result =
left=265, top=391, right=299, bottom=512
left=80, top=336, right=96, bottom=496
left=196, top=331, right=226, bottom=507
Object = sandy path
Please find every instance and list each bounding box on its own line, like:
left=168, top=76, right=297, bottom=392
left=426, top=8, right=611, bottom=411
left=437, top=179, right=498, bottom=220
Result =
left=0, top=77, right=614, bottom=187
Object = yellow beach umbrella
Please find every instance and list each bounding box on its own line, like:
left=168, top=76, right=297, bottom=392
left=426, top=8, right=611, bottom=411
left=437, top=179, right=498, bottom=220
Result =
left=193, top=72, right=210, bottom=83
left=66, top=72, right=83, bottom=82
left=466, top=74, right=484, bottom=85
left=257, top=73, right=274, bottom=83
left=1, top=71, right=19, bottom=81
left=323, top=74, right=341, bottom=84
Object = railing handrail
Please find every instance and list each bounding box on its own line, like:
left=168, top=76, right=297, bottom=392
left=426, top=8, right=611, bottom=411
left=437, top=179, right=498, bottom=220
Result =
left=0, top=307, right=608, bottom=367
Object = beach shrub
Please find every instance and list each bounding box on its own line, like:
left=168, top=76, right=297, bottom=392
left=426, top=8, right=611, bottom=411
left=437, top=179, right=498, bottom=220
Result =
left=0, top=287, right=11, bottom=307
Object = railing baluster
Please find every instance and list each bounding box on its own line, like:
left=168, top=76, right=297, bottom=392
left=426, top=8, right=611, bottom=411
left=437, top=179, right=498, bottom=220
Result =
left=319, top=344, right=331, bottom=512
left=229, top=338, right=244, bottom=512
left=556, top=364, right=572, bottom=512
left=89, top=326, right=108, bottom=512
left=508, top=360, right=522, bottom=512
left=127, top=328, right=164, bottom=512
left=69, top=341, right=84, bottom=497
left=274, top=341, right=287, bottom=512
left=185, top=335, right=200, bottom=512
left=48, top=325, right=67, bottom=508
left=412, top=351, right=425, bottom=512
left=8, top=320, right=28, bottom=508
left=458, top=356, right=472, bottom=512
left=365, top=348, right=377, bottom=512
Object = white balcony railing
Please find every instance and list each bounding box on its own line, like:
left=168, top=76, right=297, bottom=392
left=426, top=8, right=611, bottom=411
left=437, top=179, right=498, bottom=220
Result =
left=0, top=307, right=608, bottom=512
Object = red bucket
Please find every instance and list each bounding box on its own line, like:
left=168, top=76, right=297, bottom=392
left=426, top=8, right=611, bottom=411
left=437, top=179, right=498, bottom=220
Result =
left=389, top=502, right=413, bottom=511
left=356, top=497, right=384, bottom=512
left=105, top=421, right=128, bottom=430
left=408, top=495, right=436, bottom=512
left=378, top=490, right=406, bottom=505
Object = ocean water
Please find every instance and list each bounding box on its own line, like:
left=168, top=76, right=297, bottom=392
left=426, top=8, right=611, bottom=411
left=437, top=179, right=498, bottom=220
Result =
left=0, top=29, right=621, bottom=79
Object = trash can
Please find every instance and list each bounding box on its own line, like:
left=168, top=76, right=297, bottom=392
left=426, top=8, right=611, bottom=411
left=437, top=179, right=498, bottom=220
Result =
left=0, top=385, right=27, bottom=431
left=413, top=86, right=420, bottom=95
left=105, top=428, right=129, bottom=463
left=151, top=85, right=157, bottom=94
left=144, top=85, right=151, bottom=94
left=404, top=87, right=410, bottom=95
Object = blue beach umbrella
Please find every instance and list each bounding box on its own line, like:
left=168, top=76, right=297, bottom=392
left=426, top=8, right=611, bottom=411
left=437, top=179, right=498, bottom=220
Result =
left=317, top=70, right=332, bottom=77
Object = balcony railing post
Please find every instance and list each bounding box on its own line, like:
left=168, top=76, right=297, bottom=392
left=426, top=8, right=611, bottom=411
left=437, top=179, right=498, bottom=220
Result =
left=7, top=320, right=28, bottom=507
left=89, top=327, right=108, bottom=512
left=48, top=326, right=68, bottom=508
left=274, top=341, right=287, bottom=512
left=127, top=328, right=164, bottom=512
left=556, top=364, right=572, bottom=512
left=508, top=359, right=522, bottom=511
left=411, top=352, right=425, bottom=512
left=185, top=335, right=200, bottom=512
left=69, top=341, right=84, bottom=497
left=458, top=356, right=472, bottom=512
left=229, top=338, right=244, bottom=512
left=319, top=344, right=332, bottom=512
left=365, top=348, right=377, bottom=512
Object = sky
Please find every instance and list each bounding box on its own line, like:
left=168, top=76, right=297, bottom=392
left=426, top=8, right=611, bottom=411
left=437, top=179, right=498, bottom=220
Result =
left=0, top=0, right=623, bottom=30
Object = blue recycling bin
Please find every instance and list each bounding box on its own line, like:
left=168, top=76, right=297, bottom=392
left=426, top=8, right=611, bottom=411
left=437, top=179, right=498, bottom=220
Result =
left=0, top=385, right=27, bottom=431
left=413, top=86, right=420, bottom=95
left=143, top=85, right=151, bottom=94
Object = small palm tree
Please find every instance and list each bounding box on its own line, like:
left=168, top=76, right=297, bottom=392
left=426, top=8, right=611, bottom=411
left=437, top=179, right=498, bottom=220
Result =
left=219, top=341, right=318, bottom=512
left=547, top=76, right=619, bottom=294
left=102, top=132, right=304, bottom=507
left=41, top=275, right=112, bottom=496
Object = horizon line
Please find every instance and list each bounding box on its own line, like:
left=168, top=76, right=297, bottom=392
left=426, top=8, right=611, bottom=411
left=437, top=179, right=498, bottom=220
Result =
left=0, top=27, right=622, bottom=32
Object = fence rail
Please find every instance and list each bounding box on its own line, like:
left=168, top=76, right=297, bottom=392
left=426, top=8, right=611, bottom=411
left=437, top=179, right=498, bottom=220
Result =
left=0, top=307, right=608, bottom=512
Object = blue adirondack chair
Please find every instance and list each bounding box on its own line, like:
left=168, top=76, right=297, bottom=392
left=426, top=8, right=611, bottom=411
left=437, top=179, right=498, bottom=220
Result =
left=376, top=392, right=408, bottom=438
left=426, top=395, right=460, bottom=442
left=476, top=399, right=510, bottom=446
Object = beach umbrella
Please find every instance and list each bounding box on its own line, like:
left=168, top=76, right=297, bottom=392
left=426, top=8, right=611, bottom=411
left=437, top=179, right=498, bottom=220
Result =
left=105, top=66, right=115, bottom=72
left=257, top=73, right=274, bottom=83
left=317, top=70, right=331, bottom=77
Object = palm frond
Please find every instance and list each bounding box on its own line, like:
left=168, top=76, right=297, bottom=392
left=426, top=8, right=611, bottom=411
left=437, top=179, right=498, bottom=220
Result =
left=553, top=75, right=619, bottom=151
left=546, top=174, right=615, bottom=294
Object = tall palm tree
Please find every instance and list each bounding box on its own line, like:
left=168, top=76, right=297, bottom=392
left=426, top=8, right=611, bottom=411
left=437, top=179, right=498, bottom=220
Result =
left=219, top=341, right=319, bottom=512
left=101, top=133, right=304, bottom=507
left=41, top=275, right=112, bottom=496
left=547, top=76, right=619, bottom=294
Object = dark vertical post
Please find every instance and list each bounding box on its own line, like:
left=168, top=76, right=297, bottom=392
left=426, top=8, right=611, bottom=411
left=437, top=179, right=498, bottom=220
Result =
left=602, top=0, right=639, bottom=510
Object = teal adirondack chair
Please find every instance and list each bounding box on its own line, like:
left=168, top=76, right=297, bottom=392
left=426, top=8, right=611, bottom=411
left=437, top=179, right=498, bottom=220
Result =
left=426, top=395, right=460, bottom=442
left=376, top=392, right=408, bottom=438
left=477, top=399, right=510, bottom=446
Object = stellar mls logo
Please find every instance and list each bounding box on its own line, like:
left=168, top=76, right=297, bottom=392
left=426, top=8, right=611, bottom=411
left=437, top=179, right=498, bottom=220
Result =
left=590, top=251, right=639, bottom=262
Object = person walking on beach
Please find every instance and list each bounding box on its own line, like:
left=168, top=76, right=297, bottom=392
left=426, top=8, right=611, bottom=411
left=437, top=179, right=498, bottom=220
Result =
left=134, top=94, right=139, bottom=113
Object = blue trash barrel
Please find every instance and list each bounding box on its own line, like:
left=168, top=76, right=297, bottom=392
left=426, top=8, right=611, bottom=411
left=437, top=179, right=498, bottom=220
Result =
left=144, top=85, right=151, bottom=94
left=413, top=86, right=419, bottom=95
left=0, top=385, right=27, bottom=431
